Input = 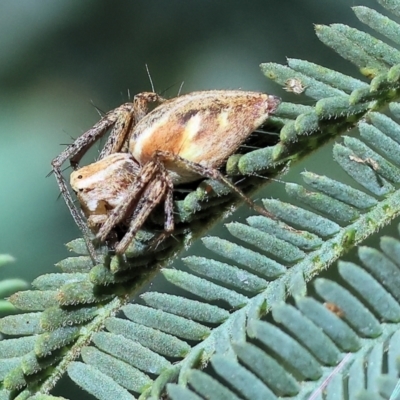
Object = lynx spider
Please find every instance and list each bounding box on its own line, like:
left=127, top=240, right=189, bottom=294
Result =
left=52, top=90, right=281, bottom=259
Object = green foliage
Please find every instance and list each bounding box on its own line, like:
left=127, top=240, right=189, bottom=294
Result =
left=2, top=1, right=400, bottom=399
left=0, top=255, right=27, bottom=317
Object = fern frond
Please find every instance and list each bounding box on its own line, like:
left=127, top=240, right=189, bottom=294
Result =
left=0, top=255, right=27, bottom=317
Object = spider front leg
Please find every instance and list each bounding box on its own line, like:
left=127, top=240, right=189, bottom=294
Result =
left=155, top=150, right=276, bottom=220
left=100, top=92, right=165, bottom=157
left=132, top=92, right=166, bottom=122
left=96, top=160, right=163, bottom=242
left=115, top=169, right=173, bottom=254
left=61, top=92, right=166, bottom=258
left=145, top=168, right=175, bottom=251
left=52, top=103, right=135, bottom=260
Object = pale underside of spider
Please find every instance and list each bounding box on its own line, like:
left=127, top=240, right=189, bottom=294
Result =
left=52, top=90, right=281, bottom=259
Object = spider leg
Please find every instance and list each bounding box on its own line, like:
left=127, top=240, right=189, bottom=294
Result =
left=53, top=93, right=166, bottom=259
left=98, top=92, right=166, bottom=158
left=117, top=92, right=166, bottom=153
left=51, top=103, right=135, bottom=260
left=98, top=108, right=135, bottom=159
left=96, top=160, right=162, bottom=241
left=133, top=92, right=166, bottom=123
left=146, top=169, right=175, bottom=250
left=116, top=175, right=168, bottom=254
left=163, top=172, right=175, bottom=234
left=155, top=150, right=276, bottom=220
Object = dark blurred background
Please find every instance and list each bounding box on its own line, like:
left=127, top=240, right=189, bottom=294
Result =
left=0, top=0, right=387, bottom=397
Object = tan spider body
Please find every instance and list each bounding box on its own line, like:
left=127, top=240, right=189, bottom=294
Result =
left=130, top=91, right=278, bottom=183
left=52, top=90, right=280, bottom=259
left=70, top=153, right=140, bottom=230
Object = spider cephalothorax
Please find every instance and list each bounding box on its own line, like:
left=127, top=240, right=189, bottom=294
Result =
left=52, top=90, right=280, bottom=258
left=70, top=153, right=140, bottom=230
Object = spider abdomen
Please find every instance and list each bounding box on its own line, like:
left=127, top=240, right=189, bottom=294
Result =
left=129, top=90, right=280, bottom=184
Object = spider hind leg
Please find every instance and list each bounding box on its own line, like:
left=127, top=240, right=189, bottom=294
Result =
left=155, top=150, right=275, bottom=220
